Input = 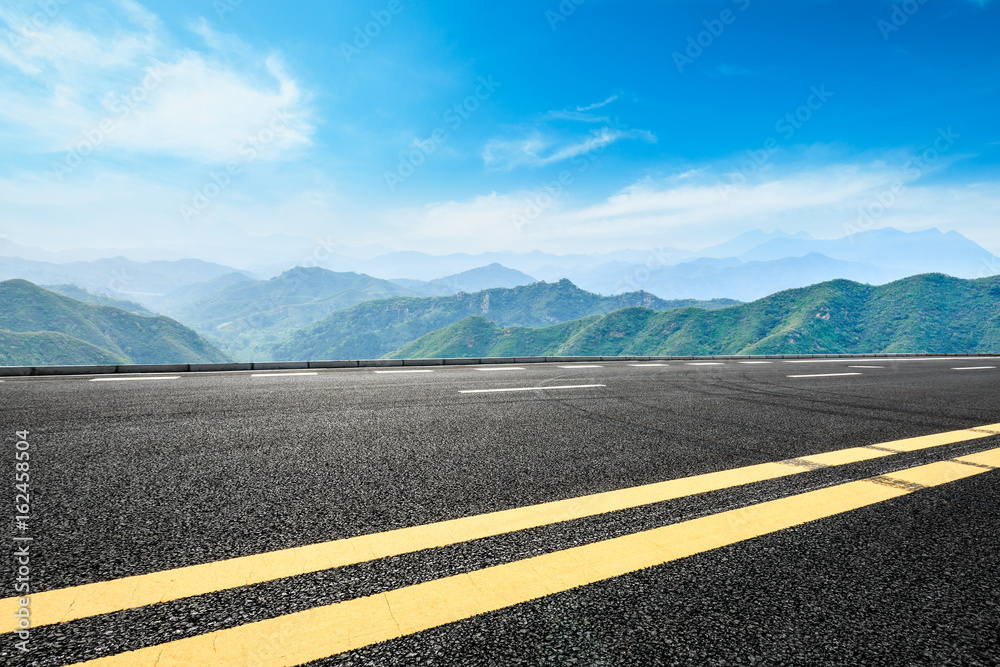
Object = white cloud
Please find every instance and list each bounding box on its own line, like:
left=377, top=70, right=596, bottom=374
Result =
left=115, top=0, right=160, bottom=31
left=0, top=2, right=313, bottom=163
left=381, top=157, right=1000, bottom=255
left=4, top=149, right=998, bottom=263
left=104, top=53, right=312, bottom=162
left=0, top=163, right=340, bottom=259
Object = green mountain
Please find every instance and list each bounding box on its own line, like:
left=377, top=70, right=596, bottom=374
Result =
left=388, top=274, right=1000, bottom=358
left=0, top=330, right=128, bottom=366
left=271, top=279, right=739, bottom=360
left=168, top=267, right=417, bottom=329
left=390, top=315, right=602, bottom=359
left=0, top=279, right=231, bottom=365
left=161, top=267, right=423, bottom=359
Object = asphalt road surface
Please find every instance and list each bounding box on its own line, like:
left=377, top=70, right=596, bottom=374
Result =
left=1, top=358, right=999, bottom=666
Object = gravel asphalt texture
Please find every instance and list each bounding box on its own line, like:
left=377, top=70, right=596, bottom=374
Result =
left=1, top=358, right=999, bottom=666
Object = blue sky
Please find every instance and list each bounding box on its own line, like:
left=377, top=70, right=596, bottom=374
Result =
left=0, top=0, right=998, bottom=260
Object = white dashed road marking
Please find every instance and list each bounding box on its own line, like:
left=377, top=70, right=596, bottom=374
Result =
left=787, top=373, right=863, bottom=378
left=90, top=376, right=181, bottom=382
left=374, top=370, right=435, bottom=374
left=459, top=384, right=606, bottom=394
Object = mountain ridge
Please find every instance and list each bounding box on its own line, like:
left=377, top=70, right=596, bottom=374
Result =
left=272, top=279, right=739, bottom=361
left=388, top=274, right=1000, bottom=358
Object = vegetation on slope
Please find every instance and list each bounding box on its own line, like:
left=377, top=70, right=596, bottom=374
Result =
left=0, top=279, right=231, bottom=365
left=160, top=267, right=424, bottom=360
left=387, top=274, right=1000, bottom=358
left=0, top=330, right=128, bottom=366
left=272, top=279, right=737, bottom=360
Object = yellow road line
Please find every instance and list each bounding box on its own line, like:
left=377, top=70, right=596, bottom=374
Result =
left=69, top=446, right=1000, bottom=667
left=2, top=423, right=998, bottom=633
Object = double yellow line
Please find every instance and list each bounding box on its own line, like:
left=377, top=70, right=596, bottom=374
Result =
left=3, top=424, right=998, bottom=665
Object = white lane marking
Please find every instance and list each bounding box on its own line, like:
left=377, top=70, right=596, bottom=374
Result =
left=952, top=366, right=996, bottom=371
left=849, top=365, right=884, bottom=369
left=783, top=357, right=1000, bottom=363
left=459, top=384, right=606, bottom=394
left=784, top=359, right=878, bottom=364
left=686, top=362, right=724, bottom=366
left=629, top=363, right=667, bottom=367
left=557, top=365, right=603, bottom=368
left=738, top=361, right=773, bottom=364
left=251, top=372, right=319, bottom=377
left=787, top=372, right=863, bottom=378
left=90, top=376, right=181, bottom=382
left=373, top=370, right=435, bottom=374
left=474, top=367, right=525, bottom=371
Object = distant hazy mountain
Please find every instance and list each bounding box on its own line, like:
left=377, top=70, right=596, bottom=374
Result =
left=0, top=228, right=382, bottom=271
left=0, top=280, right=230, bottom=365
left=343, top=248, right=694, bottom=282
left=555, top=228, right=1000, bottom=299
left=697, top=230, right=814, bottom=258
left=572, top=253, right=904, bottom=300
left=0, top=256, right=253, bottom=301
left=7, top=227, right=993, bottom=304
left=271, top=279, right=738, bottom=361
left=391, top=263, right=538, bottom=296
left=390, top=274, right=1000, bottom=358
left=150, top=272, right=258, bottom=313
left=41, top=284, right=155, bottom=315
left=738, top=228, right=996, bottom=278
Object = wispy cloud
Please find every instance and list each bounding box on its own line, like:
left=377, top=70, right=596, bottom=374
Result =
left=576, top=94, right=619, bottom=112
left=544, top=93, right=622, bottom=123
left=483, top=94, right=653, bottom=169
left=482, top=127, right=655, bottom=169
left=713, top=64, right=766, bottom=77
left=189, top=18, right=253, bottom=56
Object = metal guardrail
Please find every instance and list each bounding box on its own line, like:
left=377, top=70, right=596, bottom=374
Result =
left=0, top=353, right=996, bottom=376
